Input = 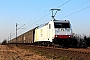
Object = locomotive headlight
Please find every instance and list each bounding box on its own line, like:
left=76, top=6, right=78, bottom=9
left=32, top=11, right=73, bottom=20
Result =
left=68, top=36, right=71, bottom=37
left=56, top=35, right=57, bottom=37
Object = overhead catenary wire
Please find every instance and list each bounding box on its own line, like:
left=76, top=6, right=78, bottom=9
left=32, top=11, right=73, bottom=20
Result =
left=57, top=0, right=71, bottom=8
left=60, top=0, right=90, bottom=19
left=17, top=24, right=25, bottom=30
left=60, top=5, right=90, bottom=19
left=30, top=12, right=51, bottom=26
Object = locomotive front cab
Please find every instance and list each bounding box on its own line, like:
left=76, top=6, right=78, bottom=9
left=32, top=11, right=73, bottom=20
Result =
left=53, top=20, right=73, bottom=47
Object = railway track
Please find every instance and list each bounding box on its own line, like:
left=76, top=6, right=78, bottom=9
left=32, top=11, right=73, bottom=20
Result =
left=16, top=44, right=90, bottom=60
left=8, top=43, right=90, bottom=53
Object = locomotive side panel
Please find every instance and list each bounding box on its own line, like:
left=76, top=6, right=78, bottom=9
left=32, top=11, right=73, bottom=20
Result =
left=42, top=25, right=48, bottom=41
left=34, top=21, right=54, bottom=43
left=34, top=28, right=39, bottom=42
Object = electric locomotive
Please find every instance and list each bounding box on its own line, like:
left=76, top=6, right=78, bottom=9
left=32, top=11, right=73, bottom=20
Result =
left=34, top=20, right=73, bottom=47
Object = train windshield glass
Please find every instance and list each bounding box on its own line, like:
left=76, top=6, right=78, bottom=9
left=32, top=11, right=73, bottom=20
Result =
left=54, top=22, right=70, bottom=28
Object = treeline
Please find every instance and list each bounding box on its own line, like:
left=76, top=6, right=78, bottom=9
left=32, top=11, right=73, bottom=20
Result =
left=83, top=36, right=90, bottom=47
left=72, top=34, right=90, bottom=47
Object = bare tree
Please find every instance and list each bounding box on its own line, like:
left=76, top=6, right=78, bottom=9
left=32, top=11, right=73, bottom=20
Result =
left=1, top=39, right=7, bottom=45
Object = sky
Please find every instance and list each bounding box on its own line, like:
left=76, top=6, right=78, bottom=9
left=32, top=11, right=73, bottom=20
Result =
left=0, top=0, right=90, bottom=42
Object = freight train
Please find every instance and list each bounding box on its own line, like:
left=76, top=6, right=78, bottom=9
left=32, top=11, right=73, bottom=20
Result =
left=8, top=20, right=76, bottom=47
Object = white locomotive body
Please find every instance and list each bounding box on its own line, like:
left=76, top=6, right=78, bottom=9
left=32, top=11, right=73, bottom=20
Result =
left=34, top=20, right=73, bottom=47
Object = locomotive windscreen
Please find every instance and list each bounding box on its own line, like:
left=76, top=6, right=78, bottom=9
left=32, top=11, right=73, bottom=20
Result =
left=54, top=22, right=70, bottom=28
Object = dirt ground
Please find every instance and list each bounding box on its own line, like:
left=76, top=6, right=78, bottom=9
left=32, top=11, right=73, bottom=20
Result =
left=0, top=45, right=52, bottom=60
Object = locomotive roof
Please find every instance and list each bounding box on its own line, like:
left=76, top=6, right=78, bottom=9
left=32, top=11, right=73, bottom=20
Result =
left=36, top=20, right=70, bottom=29
left=53, top=20, right=70, bottom=23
